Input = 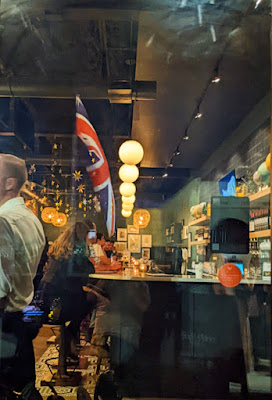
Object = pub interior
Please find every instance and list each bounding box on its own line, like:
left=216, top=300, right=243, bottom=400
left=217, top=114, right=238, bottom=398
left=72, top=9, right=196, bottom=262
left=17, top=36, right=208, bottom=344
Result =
left=0, top=1, right=271, bottom=400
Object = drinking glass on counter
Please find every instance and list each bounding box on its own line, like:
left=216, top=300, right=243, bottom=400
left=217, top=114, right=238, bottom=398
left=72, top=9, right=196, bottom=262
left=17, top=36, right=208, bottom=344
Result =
left=195, top=263, right=204, bottom=279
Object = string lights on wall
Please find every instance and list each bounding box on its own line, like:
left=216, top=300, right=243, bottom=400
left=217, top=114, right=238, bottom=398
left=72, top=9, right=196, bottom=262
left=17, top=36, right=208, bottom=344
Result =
left=161, top=0, right=262, bottom=178
left=162, top=56, right=224, bottom=177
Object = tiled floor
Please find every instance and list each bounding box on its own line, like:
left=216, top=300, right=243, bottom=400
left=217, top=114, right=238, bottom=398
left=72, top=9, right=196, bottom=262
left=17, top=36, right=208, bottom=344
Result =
left=34, top=326, right=110, bottom=399
left=33, top=326, right=272, bottom=399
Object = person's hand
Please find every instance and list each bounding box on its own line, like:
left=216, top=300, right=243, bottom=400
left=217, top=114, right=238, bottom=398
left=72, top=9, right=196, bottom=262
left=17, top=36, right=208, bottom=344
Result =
left=111, top=261, right=122, bottom=270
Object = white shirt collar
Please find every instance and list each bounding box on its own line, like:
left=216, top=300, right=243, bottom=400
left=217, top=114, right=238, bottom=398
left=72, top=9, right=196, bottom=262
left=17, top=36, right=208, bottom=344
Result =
left=0, top=197, right=25, bottom=213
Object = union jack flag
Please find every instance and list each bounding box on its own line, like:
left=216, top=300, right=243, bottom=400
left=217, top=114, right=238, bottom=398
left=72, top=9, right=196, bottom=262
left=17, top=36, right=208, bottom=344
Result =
left=75, top=96, right=115, bottom=237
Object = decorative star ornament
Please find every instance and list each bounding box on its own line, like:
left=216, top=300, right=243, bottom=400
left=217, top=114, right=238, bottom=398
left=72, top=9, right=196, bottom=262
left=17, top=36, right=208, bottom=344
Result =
left=53, top=143, right=58, bottom=150
left=78, top=202, right=83, bottom=209
left=41, top=196, right=47, bottom=204
left=55, top=200, right=63, bottom=208
left=73, top=170, right=83, bottom=181
left=28, top=164, right=36, bottom=174
left=51, top=180, right=55, bottom=186
left=77, top=184, right=85, bottom=193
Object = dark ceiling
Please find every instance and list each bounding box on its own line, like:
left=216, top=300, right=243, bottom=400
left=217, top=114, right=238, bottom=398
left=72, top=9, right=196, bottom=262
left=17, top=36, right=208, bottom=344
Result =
left=0, top=0, right=270, bottom=209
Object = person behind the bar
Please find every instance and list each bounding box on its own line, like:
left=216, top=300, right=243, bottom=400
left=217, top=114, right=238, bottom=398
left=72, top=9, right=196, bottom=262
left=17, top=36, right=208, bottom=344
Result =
left=0, top=154, right=45, bottom=399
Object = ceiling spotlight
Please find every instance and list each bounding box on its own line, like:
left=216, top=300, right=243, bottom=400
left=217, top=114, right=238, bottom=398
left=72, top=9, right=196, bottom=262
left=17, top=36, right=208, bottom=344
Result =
left=174, top=148, right=181, bottom=156
left=212, top=76, right=220, bottom=83
left=169, top=159, right=174, bottom=167
left=183, top=134, right=189, bottom=140
left=255, top=0, right=262, bottom=8
left=162, top=172, right=168, bottom=178
left=195, top=112, right=202, bottom=119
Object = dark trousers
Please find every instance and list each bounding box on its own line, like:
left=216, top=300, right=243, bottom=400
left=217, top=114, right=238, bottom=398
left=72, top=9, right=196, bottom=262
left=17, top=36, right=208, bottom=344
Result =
left=0, top=312, right=36, bottom=392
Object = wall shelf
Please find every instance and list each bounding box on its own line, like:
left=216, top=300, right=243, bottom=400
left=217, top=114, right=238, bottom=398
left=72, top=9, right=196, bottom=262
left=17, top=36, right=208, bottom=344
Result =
left=249, top=187, right=270, bottom=206
left=249, top=230, right=271, bottom=239
left=190, top=239, right=210, bottom=246
left=188, top=215, right=210, bottom=227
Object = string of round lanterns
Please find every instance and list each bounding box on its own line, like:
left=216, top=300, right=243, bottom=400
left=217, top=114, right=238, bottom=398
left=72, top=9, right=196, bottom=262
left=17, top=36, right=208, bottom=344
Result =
left=41, top=206, right=67, bottom=227
left=118, top=140, right=144, bottom=218
left=52, top=212, right=67, bottom=227
left=41, top=207, right=58, bottom=223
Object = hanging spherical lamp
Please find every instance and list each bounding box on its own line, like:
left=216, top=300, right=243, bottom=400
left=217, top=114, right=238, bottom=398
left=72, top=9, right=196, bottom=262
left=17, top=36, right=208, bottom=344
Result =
left=122, top=195, right=136, bottom=204
left=119, top=182, right=136, bottom=197
left=121, top=209, right=132, bottom=218
left=119, top=164, right=139, bottom=183
left=119, top=140, right=144, bottom=165
left=41, top=207, right=58, bottom=224
left=122, top=203, right=134, bottom=212
left=52, top=212, right=67, bottom=227
left=133, top=209, right=151, bottom=229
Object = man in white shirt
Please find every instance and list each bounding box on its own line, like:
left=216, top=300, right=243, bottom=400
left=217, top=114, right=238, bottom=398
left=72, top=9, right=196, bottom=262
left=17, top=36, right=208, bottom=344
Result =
left=0, top=154, right=45, bottom=399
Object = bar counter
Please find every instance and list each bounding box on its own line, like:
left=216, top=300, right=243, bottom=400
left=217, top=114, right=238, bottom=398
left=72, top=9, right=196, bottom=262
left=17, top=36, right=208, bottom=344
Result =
left=90, top=271, right=271, bottom=284
left=89, top=271, right=271, bottom=397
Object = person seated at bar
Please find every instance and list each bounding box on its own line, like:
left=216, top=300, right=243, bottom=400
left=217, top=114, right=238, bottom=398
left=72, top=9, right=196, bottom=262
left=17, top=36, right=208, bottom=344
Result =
left=103, top=238, right=115, bottom=259
left=91, top=231, right=122, bottom=272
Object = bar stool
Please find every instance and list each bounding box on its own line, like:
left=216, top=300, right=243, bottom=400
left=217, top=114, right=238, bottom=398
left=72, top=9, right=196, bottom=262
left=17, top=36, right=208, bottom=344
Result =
left=41, top=302, right=82, bottom=387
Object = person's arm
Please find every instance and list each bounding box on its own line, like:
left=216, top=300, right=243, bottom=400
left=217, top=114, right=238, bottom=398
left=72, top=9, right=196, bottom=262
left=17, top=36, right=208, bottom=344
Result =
left=97, top=245, right=111, bottom=266
left=99, top=254, right=111, bottom=265
left=0, top=217, right=14, bottom=309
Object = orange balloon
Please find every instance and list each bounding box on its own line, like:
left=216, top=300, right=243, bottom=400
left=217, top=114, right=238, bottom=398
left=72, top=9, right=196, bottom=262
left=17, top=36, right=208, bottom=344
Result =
left=218, top=263, right=242, bottom=288
left=265, top=153, right=271, bottom=171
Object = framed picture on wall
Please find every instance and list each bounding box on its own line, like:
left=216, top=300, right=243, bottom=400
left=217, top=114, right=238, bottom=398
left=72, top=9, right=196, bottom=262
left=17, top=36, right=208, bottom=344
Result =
left=142, top=248, right=150, bottom=260
left=127, top=225, right=139, bottom=234
left=115, top=242, right=127, bottom=253
left=128, top=234, right=141, bottom=253
left=122, top=250, right=131, bottom=263
left=117, top=228, right=127, bottom=242
left=142, top=234, right=152, bottom=248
